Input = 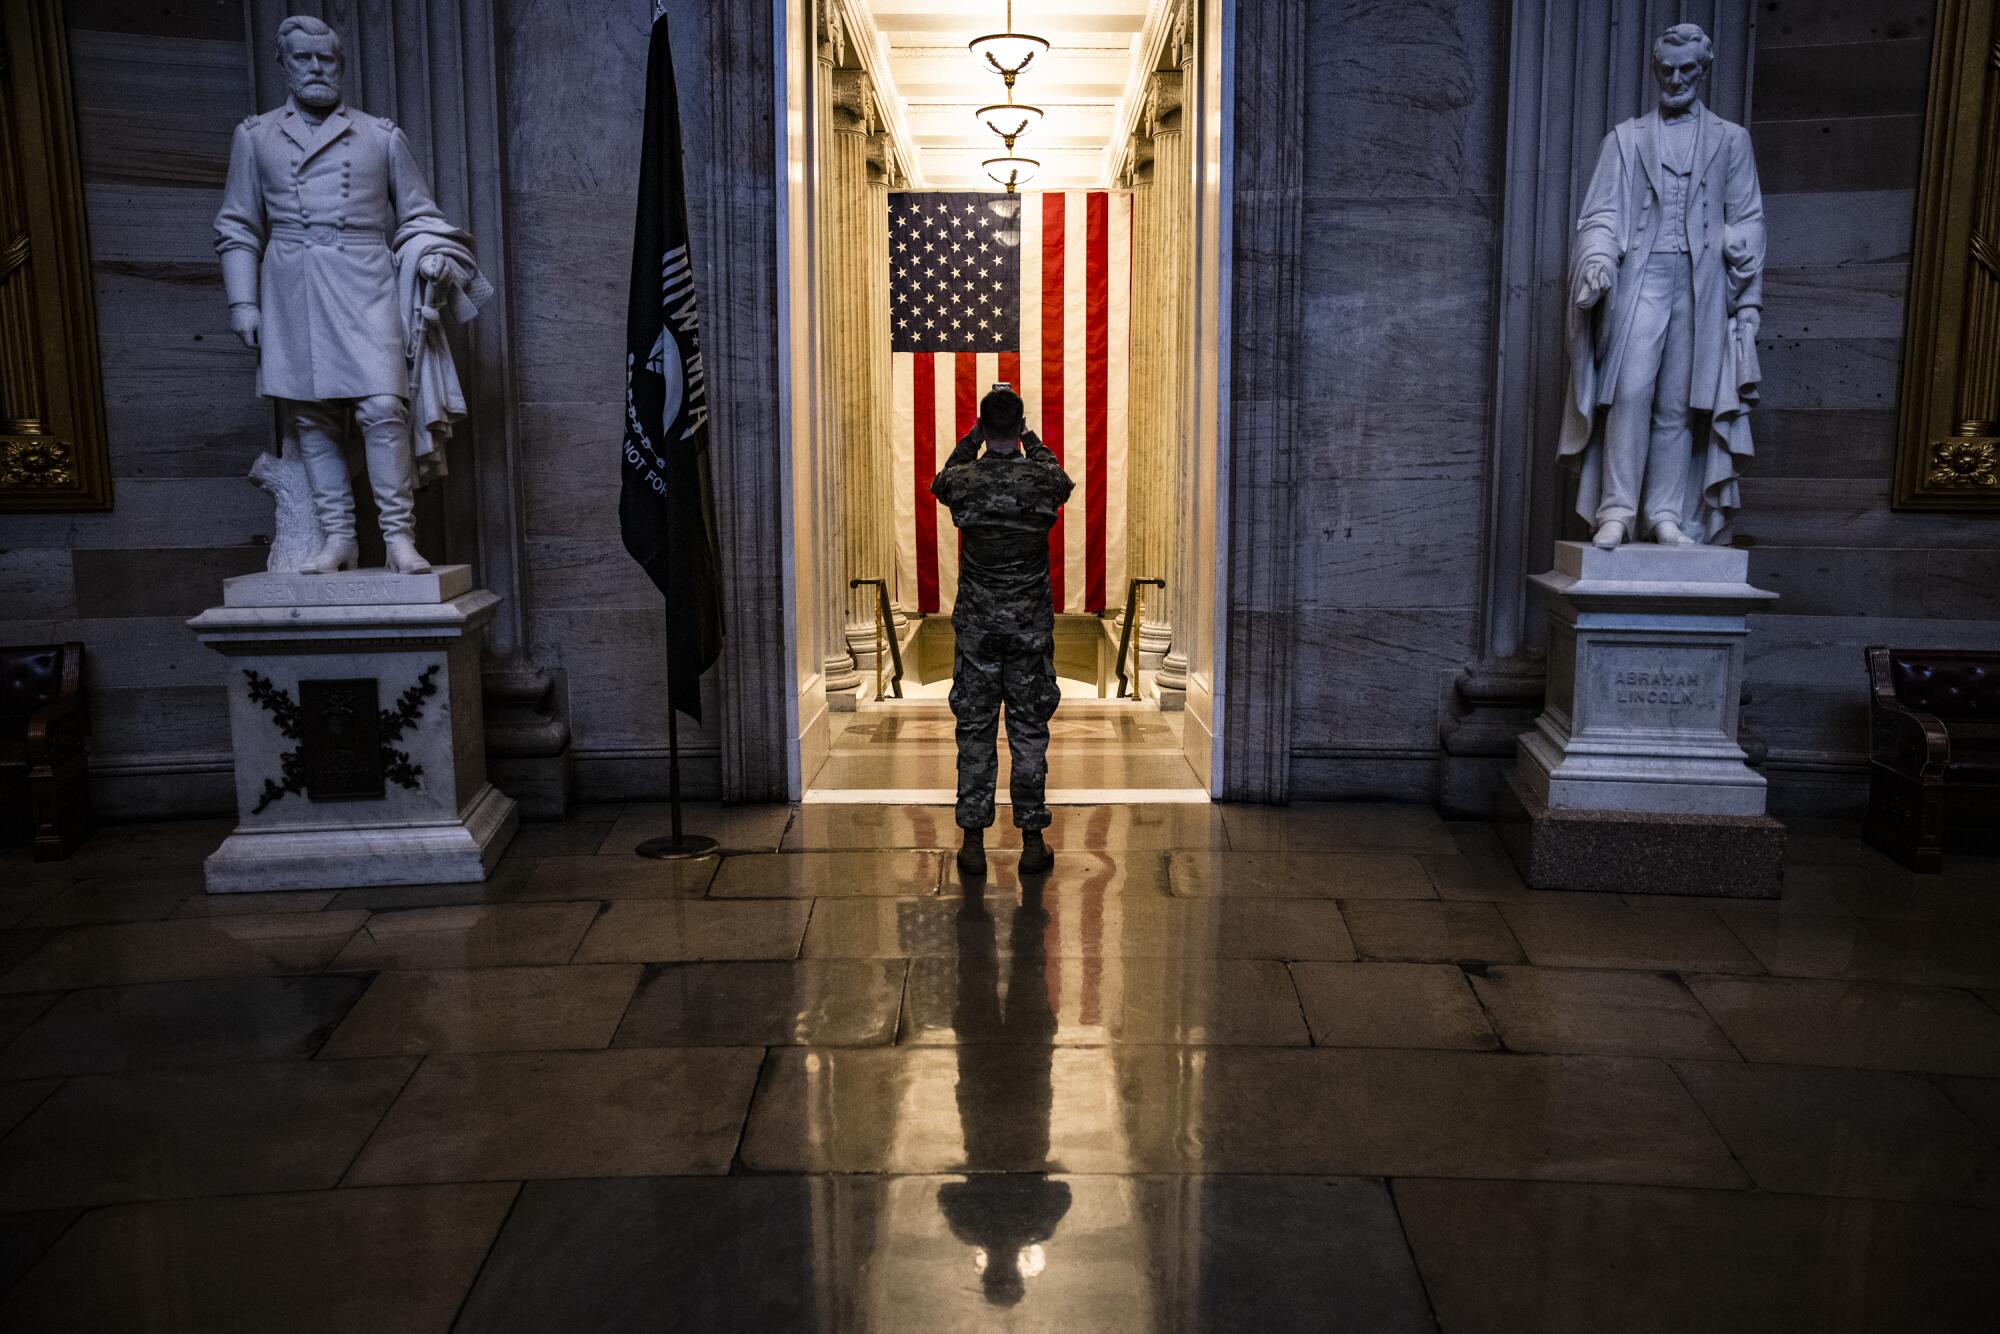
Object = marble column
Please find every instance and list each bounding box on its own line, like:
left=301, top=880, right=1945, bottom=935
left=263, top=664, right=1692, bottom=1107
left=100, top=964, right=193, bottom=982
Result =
left=826, top=69, right=889, bottom=676
left=1147, top=70, right=1192, bottom=706
left=1438, top=0, right=1757, bottom=816
left=815, top=12, right=862, bottom=704
left=868, top=135, right=907, bottom=635
left=1124, top=138, right=1160, bottom=669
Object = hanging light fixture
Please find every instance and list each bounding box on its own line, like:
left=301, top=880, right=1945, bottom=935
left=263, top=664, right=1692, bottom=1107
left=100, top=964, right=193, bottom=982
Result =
left=983, top=139, right=1040, bottom=192
left=976, top=97, right=1043, bottom=143
left=968, top=0, right=1049, bottom=82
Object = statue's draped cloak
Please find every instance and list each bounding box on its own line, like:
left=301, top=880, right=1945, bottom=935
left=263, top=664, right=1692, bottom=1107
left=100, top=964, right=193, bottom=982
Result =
left=1559, top=106, right=1766, bottom=541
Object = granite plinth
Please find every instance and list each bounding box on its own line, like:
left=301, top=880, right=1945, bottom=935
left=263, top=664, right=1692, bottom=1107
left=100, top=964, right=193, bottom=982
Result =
left=1520, top=542, right=1778, bottom=819
left=188, top=572, right=516, bottom=893
left=1497, top=769, right=1785, bottom=898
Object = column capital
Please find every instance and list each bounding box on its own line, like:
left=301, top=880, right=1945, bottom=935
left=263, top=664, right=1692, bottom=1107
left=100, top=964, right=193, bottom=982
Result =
left=1145, top=70, right=1185, bottom=139
left=816, top=0, right=846, bottom=66
left=1167, top=1, right=1194, bottom=71
left=1120, top=132, right=1155, bottom=187
left=830, top=66, right=876, bottom=135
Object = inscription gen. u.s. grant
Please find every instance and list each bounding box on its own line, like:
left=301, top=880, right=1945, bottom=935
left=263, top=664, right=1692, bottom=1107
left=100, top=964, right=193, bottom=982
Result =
left=1613, top=668, right=1704, bottom=707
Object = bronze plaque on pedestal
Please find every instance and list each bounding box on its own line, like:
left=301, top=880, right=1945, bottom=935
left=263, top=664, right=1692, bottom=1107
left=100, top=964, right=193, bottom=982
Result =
left=299, top=678, right=385, bottom=801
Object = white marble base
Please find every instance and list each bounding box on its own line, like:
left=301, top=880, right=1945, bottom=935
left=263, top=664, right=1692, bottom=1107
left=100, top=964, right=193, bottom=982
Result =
left=1518, top=542, right=1778, bottom=818
left=204, top=784, right=517, bottom=891
left=188, top=566, right=518, bottom=893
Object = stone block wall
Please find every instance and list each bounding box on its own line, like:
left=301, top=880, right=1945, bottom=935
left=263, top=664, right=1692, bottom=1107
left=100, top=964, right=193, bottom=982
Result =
left=497, top=0, right=725, bottom=800
left=1738, top=0, right=2000, bottom=815
left=1286, top=0, right=1507, bottom=799
left=0, top=0, right=269, bottom=819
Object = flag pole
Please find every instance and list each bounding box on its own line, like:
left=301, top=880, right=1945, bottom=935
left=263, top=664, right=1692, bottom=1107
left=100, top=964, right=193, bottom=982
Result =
left=633, top=0, right=716, bottom=862
left=636, top=611, right=715, bottom=860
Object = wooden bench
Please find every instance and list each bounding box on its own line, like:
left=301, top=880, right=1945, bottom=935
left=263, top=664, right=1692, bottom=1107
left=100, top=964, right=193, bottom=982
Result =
left=1863, top=645, right=2000, bottom=872
left=0, top=642, right=91, bottom=861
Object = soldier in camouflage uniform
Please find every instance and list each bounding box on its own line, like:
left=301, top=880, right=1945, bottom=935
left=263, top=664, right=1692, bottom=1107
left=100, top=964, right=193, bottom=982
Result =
left=931, top=387, right=1075, bottom=877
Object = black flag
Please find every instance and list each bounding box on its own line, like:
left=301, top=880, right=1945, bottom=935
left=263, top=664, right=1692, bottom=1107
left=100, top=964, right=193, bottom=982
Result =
left=623, top=10, right=724, bottom=722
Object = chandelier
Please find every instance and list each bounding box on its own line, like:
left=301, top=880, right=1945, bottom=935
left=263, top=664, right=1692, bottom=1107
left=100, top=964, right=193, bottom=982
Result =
left=967, top=1, right=1048, bottom=81
left=982, top=151, right=1040, bottom=192
left=976, top=97, right=1043, bottom=142
left=972, top=2, right=1046, bottom=192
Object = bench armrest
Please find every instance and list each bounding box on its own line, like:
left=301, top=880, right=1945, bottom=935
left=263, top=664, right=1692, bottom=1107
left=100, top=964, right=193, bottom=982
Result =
left=1869, top=699, right=1950, bottom=778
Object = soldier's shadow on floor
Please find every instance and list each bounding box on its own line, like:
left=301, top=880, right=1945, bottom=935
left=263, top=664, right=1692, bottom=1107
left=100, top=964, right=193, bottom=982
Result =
left=936, top=871, right=1072, bottom=1307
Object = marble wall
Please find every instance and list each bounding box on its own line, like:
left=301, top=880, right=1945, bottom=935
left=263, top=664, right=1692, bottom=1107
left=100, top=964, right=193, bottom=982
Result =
left=0, top=0, right=270, bottom=819
left=1286, top=0, right=1507, bottom=799
left=496, top=0, right=727, bottom=800
left=1736, top=0, right=2000, bottom=814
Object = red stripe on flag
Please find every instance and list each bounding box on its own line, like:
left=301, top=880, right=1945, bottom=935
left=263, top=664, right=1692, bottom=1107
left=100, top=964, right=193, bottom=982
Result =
left=999, top=351, right=1020, bottom=399
left=1041, top=193, right=1066, bottom=610
left=955, top=353, right=978, bottom=441
left=956, top=353, right=979, bottom=572
left=1085, top=191, right=1109, bottom=613
left=913, top=352, right=938, bottom=614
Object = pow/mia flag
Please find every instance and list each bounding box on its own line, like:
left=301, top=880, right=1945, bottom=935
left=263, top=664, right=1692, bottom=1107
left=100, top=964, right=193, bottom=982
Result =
left=622, top=7, right=724, bottom=722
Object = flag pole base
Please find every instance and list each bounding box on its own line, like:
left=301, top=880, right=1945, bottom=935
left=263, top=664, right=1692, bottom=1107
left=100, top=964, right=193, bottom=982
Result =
left=635, top=834, right=719, bottom=861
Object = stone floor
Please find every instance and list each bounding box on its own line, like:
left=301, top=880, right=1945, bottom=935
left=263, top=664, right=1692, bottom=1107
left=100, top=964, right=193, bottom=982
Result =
left=0, top=803, right=1996, bottom=1332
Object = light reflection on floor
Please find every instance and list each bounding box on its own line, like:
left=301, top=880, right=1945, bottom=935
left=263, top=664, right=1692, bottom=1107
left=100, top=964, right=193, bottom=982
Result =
left=811, top=694, right=1207, bottom=798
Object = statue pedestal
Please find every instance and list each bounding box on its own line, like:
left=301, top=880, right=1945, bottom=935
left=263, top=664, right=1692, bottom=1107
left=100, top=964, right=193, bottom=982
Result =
left=1498, top=542, right=1785, bottom=897
left=187, top=566, right=518, bottom=893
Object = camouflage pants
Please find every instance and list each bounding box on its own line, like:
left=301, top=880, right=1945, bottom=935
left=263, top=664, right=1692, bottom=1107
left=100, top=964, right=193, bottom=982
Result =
left=949, top=631, right=1060, bottom=830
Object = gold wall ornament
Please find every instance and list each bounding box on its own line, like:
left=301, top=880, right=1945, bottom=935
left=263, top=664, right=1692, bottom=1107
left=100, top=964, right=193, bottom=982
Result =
left=0, top=0, right=110, bottom=512
left=1926, top=438, right=2000, bottom=489
left=2, top=437, right=73, bottom=487
left=1894, top=0, right=2000, bottom=511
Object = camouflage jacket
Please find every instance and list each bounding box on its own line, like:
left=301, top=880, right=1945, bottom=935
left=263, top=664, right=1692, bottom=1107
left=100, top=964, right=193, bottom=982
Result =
left=931, top=428, right=1075, bottom=639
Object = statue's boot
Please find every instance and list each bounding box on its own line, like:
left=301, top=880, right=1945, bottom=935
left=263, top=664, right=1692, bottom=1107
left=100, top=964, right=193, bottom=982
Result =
left=1592, top=519, right=1627, bottom=550
left=1652, top=519, right=1697, bottom=547
left=292, top=402, right=360, bottom=574
left=300, top=537, right=361, bottom=573
left=357, top=396, right=433, bottom=576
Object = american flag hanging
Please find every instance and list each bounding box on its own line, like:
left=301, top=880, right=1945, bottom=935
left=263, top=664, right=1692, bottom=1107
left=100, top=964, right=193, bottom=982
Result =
left=889, top=191, right=1129, bottom=616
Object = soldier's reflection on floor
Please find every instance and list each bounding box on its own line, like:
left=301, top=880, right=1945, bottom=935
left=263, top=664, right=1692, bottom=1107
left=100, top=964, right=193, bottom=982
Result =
left=936, top=876, right=1072, bottom=1307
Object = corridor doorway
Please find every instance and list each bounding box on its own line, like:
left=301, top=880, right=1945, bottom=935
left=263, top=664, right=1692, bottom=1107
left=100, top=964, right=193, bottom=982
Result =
left=776, top=0, right=1231, bottom=806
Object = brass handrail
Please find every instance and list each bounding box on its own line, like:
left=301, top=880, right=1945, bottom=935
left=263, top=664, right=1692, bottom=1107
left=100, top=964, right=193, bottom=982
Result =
left=849, top=579, right=904, bottom=699
left=1113, top=577, right=1166, bottom=699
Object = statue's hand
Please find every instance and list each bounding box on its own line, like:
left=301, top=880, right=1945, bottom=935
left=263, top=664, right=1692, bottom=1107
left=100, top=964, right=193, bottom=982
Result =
left=1734, top=308, right=1761, bottom=342
left=1574, top=259, right=1613, bottom=310
left=417, top=254, right=459, bottom=284
left=229, top=304, right=260, bottom=349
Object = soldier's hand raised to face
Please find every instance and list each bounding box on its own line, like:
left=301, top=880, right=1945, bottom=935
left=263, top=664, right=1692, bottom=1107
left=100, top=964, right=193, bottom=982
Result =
left=229, top=304, right=261, bottom=349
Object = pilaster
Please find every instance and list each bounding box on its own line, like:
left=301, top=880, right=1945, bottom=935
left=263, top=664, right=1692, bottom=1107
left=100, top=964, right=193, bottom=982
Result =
left=1220, top=0, right=1306, bottom=801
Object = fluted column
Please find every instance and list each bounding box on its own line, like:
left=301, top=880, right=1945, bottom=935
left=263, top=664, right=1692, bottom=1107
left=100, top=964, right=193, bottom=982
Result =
left=815, top=11, right=861, bottom=701
left=825, top=68, right=886, bottom=680
left=1150, top=69, right=1192, bottom=705
left=1125, top=134, right=1163, bottom=669
left=868, top=136, right=907, bottom=635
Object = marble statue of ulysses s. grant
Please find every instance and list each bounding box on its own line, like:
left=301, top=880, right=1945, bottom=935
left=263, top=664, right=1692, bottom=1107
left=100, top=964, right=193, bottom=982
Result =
left=215, top=15, right=491, bottom=575
left=1560, top=23, right=1765, bottom=550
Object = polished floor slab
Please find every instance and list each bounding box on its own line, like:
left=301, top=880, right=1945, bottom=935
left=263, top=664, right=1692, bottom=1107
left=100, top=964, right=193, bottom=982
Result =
left=1395, top=1178, right=2000, bottom=1334
left=0, top=802, right=1991, bottom=1329
left=452, top=1174, right=1434, bottom=1334
left=0, top=1184, right=517, bottom=1334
